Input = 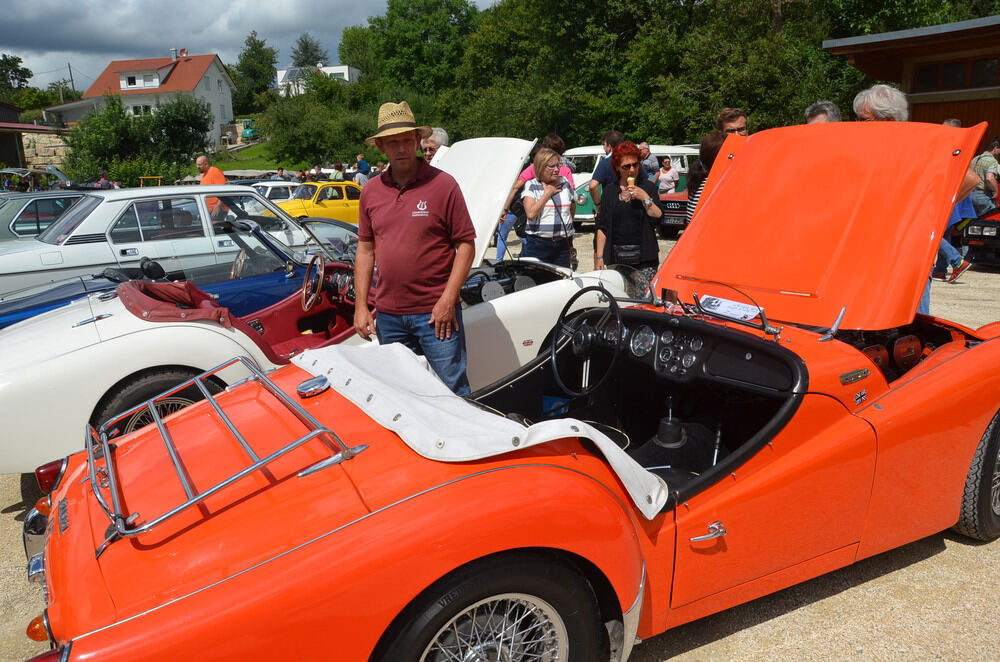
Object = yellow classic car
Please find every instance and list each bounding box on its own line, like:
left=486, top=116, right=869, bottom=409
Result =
left=277, top=181, right=362, bottom=223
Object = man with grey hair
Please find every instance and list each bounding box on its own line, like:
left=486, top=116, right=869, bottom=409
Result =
left=638, top=142, right=659, bottom=173
left=853, top=83, right=909, bottom=121
left=804, top=100, right=842, bottom=124
left=421, top=127, right=449, bottom=162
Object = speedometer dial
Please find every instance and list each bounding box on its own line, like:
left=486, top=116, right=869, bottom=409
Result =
left=630, top=325, right=656, bottom=357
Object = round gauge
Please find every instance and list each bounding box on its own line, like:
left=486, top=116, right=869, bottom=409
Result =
left=658, top=346, right=674, bottom=364
left=630, top=325, right=656, bottom=357
left=660, top=329, right=674, bottom=344
left=602, top=324, right=621, bottom=345
left=690, top=337, right=704, bottom=352
left=338, top=272, right=349, bottom=290
left=681, top=352, right=697, bottom=368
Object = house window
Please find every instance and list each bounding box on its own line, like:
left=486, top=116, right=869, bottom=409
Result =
left=204, top=76, right=210, bottom=90
left=217, top=79, right=223, bottom=92
left=143, top=74, right=155, bottom=87
left=131, top=105, right=152, bottom=116
left=126, top=75, right=137, bottom=86
left=915, top=57, right=1000, bottom=92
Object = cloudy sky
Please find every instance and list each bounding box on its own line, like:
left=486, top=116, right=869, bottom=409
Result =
left=1, top=0, right=495, bottom=93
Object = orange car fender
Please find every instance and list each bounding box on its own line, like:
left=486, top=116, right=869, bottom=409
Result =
left=64, top=464, right=648, bottom=662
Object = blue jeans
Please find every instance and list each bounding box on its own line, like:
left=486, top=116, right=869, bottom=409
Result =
left=520, top=235, right=572, bottom=268
left=935, top=238, right=963, bottom=273
left=496, top=213, right=517, bottom=260
left=970, top=189, right=995, bottom=217
left=376, top=307, right=471, bottom=396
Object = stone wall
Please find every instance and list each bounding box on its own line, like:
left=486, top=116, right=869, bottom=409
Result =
left=21, top=132, right=69, bottom=169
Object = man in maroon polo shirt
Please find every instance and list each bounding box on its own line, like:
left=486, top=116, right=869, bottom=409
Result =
left=353, top=101, right=476, bottom=395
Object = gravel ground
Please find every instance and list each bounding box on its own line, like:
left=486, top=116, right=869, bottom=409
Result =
left=3, top=229, right=999, bottom=661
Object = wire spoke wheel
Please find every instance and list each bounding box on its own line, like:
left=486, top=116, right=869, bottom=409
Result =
left=119, top=396, right=196, bottom=434
left=419, top=592, right=568, bottom=662
left=992, top=440, right=1000, bottom=516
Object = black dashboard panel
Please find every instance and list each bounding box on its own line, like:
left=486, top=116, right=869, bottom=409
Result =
left=619, top=310, right=804, bottom=393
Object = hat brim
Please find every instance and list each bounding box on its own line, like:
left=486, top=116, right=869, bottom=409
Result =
left=365, top=125, right=432, bottom=147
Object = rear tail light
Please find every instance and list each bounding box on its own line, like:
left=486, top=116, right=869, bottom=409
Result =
left=34, top=458, right=68, bottom=494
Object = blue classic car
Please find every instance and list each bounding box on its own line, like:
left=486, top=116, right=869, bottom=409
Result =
left=0, top=217, right=357, bottom=329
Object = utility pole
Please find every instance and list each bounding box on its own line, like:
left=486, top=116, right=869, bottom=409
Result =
left=67, top=63, right=76, bottom=94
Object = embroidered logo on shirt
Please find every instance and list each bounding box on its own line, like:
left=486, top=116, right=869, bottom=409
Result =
left=412, top=200, right=429, bottom=217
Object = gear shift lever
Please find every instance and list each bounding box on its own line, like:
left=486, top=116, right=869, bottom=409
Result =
left=654, top=396, right=687, bottom=449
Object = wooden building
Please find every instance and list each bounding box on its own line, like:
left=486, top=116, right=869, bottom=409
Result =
left=824, top=15, right=1000, bottom=149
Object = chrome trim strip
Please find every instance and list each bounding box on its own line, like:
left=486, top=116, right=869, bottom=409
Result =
left=22, top=507, right=47, bottom=563
left=28, top=552, right=45, bottom=584
left=617, top=563, right=645, bottom=662
left=75, top=463, right=647, bottom=644
left=72, top=313, right=112, bottom=327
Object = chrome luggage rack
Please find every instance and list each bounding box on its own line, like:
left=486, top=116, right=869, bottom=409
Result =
left=86, top=356, right=366, bottom=556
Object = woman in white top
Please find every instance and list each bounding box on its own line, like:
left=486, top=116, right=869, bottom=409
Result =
left=655, top=157, right=679, bottom=195
left=520, top=148, right=577, bottom=268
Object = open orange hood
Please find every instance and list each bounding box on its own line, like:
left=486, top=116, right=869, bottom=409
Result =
left=654, top=122, right=986, bottom=330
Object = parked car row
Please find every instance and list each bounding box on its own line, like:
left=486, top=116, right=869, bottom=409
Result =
left=0, top=186, right=314, bottom=294
left=16, top=123, right=1000, bottom=662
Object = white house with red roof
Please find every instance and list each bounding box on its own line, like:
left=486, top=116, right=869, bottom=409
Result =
left=44, top=49, right=236, bottom=145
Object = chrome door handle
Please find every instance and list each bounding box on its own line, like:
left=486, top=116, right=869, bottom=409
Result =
left=690, top=521, right=726, bottom=542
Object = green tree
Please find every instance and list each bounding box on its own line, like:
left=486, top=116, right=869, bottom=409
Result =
left=63, top=95, right=149, bottom=178
left=47, top=79, right=81, bottom=104
left=261, top=94, right=338, bottom=165
left=338, top=24, right=380, bottom=82
left=370, top=0, right=480, bottom=93
left=147, top=95, right=214, bottom=163
left=291, top=33, right=330, bottom=67
left=0, top=53, right=32, bottom=99
left=231, top=31, right=278, bottom=115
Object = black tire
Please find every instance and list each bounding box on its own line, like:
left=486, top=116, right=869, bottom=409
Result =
left=91, top=369, right=222, bottom=435
left=373, top=554, right=605, bottom=662
left=953, top=411, right=1000, bottom=541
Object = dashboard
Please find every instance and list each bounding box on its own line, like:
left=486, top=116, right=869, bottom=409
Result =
left=613, top=310, right=802, bottom=392
left=324, top=266, right=356, bottom=303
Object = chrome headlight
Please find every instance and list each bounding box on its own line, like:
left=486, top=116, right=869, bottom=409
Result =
left=576, top=192, right=589, bottom=206
left=983, top=226, right=997, bottom=236
left=968, top=226, right=983, bottom=235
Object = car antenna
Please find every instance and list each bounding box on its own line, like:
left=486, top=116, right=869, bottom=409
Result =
left=819, top=306, right=847, bottom=342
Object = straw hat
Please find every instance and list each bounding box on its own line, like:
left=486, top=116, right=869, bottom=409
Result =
left=365, top=101, right=432, bottom=147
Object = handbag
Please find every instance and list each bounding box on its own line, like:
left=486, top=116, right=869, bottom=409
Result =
left=510, top=198, right=528, bottom=238
left=613, top=244, right=642, bottom=265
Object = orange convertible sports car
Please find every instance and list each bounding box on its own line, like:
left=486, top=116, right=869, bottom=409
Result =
left=21, top=122, right=1000, bottom=661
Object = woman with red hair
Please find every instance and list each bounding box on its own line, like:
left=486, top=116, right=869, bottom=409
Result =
left=594, top=141, right=663, bottom=280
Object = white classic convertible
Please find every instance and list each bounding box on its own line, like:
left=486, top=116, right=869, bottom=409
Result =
left=0, top=138, right=639, bottom=473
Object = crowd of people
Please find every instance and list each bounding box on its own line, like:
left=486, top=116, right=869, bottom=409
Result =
left=185, top=88, right=1000, bottom=397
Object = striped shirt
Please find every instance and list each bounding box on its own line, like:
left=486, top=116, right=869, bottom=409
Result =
left=521, top=177, right=575, bottom=239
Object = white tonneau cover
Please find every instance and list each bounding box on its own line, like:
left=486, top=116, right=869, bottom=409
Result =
left=292, top=344, right=668, bottom=519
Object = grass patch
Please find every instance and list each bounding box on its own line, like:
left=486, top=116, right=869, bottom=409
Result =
left=209, top=142, right=310, bottom=173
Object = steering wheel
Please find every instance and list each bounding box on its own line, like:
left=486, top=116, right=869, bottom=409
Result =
left=230, top=249, right=247, bottom=279
left=549, top=285, right=624, bottom=397
left=302, top=253, right=326, bottom=312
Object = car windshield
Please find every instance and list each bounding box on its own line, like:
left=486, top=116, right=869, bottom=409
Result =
left=292, top=184, right=317, bottom=200
left=168, top=221, right=295, bottom=286
left=36, top=196, right=102, bottom=245
left=301, top=219, right=359, bottom=262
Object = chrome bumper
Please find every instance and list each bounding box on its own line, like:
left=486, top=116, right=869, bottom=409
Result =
left=23, top=506, right=47, bottom=568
